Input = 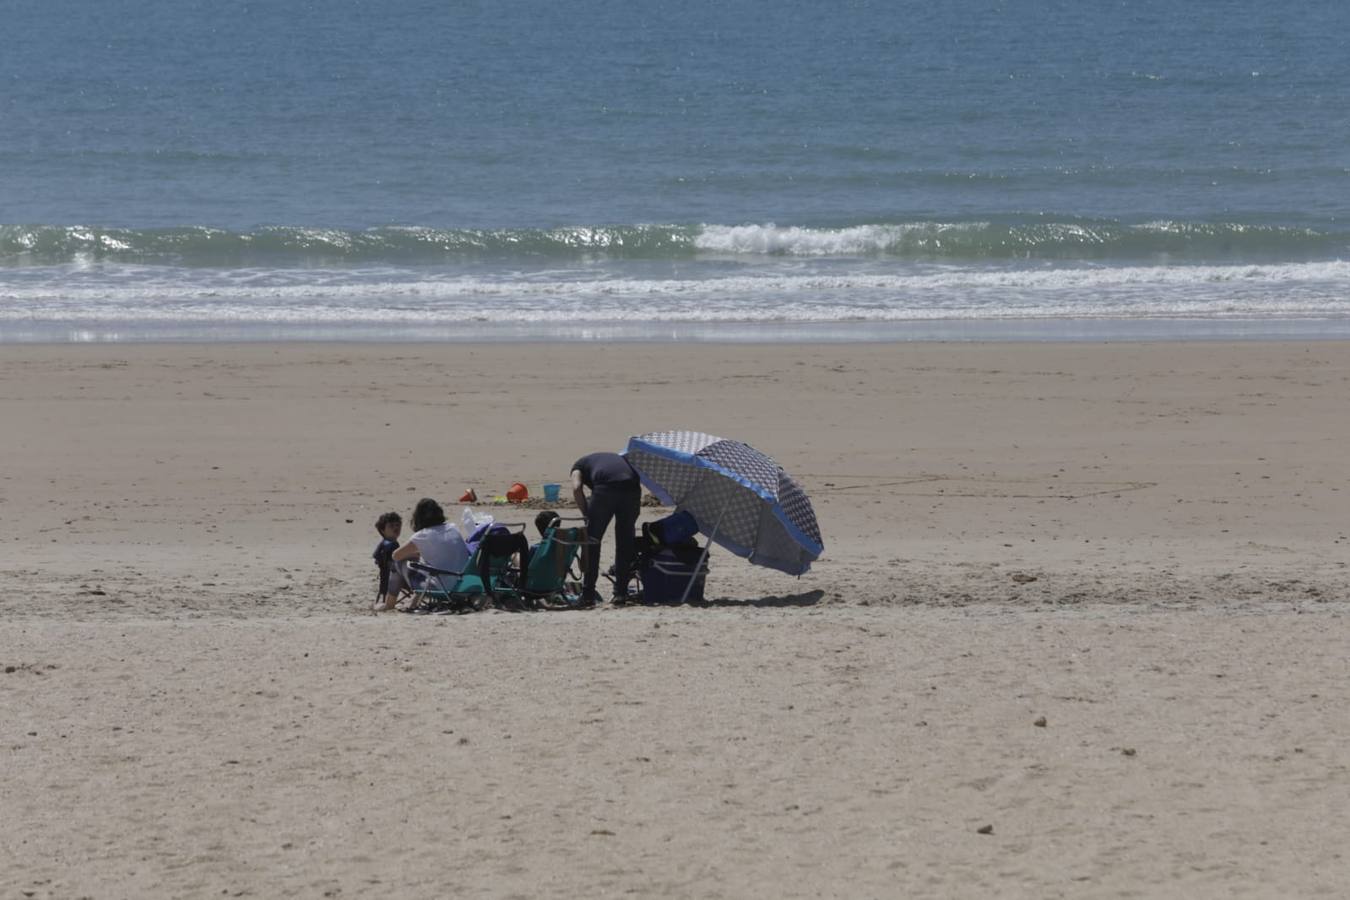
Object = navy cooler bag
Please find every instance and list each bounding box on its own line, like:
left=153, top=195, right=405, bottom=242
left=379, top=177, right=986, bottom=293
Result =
left=641, top=542, right=707, bottom=603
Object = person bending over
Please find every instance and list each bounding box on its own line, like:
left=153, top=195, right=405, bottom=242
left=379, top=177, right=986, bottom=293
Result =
left=571, top=451, right=640, bottom=605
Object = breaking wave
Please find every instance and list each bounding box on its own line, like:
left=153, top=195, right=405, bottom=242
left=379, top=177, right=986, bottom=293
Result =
left=2, top=219, right=1347, bottom=265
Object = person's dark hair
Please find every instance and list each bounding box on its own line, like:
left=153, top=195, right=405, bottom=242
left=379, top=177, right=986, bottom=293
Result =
left=535, top=510, right=560, bottom=537
left=374, top=511, right=402, bottom=535
left=411, top=498, right=446, bottom=532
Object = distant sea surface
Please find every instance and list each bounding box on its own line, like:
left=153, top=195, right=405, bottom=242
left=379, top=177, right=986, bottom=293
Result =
left=4, top=0, right=1350, bottom=341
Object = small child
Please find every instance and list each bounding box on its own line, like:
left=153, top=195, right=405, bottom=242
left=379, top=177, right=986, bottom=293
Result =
left=534, top=510, right=560, bottom=544
left=372, top=511, right=403, bottom=611
left=524, top=510, right=562, bottom=571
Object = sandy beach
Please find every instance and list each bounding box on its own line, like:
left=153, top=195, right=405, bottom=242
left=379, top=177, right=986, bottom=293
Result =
left=3, top=341, right=1349, bottom=898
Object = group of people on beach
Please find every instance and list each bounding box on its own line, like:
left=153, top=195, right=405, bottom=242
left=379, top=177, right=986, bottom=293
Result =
left=371, top=451, right=642, bottom=611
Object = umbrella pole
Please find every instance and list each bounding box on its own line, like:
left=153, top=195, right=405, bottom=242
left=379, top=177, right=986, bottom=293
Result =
left=680, top=505, right=724, bottom=605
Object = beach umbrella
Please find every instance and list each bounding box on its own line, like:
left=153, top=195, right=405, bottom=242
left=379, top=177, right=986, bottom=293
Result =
left=624, top=431, right=824, bottom=598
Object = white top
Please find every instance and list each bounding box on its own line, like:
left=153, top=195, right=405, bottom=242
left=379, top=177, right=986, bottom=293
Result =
left=410, top=522, right=470, bottom=574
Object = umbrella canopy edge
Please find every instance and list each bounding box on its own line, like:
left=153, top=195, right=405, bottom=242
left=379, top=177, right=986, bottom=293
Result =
left=625, top=439, right=779, bottom=506
left=769, top=504, right=824, bottom=559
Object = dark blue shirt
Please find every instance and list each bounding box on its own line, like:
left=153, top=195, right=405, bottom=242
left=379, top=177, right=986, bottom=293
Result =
left=373, top=538, right=399, bottom=596
left=572, top=452, right=638, bottom=489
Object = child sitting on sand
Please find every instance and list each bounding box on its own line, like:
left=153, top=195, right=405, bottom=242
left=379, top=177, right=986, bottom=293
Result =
left=372, top=511, right=403, bottom=611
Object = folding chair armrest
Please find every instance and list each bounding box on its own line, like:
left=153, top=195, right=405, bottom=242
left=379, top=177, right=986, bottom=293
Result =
left=408, top=561, right=466, bottom=578
left=552, top=536, right=599, bottom=547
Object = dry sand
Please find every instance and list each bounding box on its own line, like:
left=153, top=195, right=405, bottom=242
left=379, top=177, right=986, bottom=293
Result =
left=2, top=341, right=1348, bottom=898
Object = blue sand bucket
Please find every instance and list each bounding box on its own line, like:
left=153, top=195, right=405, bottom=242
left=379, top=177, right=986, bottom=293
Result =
left=543, top=483, right=561, bottom=502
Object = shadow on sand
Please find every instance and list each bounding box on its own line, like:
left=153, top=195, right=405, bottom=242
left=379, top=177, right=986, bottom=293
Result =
left=410, top=589, right=826, bottom=615
left=680, top=589, right=826, bottom=609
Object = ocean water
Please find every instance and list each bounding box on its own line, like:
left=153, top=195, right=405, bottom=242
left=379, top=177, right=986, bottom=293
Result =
left=3, top=0, right=1350, bottom=341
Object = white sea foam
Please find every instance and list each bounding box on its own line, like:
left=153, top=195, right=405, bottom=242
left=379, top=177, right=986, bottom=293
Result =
left=695, top=224, right=920, bottom=255
left=3, top=259, right=1350, bottom=331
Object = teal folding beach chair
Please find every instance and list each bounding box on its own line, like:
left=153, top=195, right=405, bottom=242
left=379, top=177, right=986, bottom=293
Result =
left=499, top=521, right=595, bottom=609
left=408, top=524, right=529, bottom=612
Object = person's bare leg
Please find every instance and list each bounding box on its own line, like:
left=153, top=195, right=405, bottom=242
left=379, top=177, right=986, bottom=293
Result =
left=381, top=565, right=412, bottom=611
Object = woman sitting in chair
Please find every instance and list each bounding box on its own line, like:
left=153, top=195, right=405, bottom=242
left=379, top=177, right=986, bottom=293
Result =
left=381, top=497, right=470, bottom=610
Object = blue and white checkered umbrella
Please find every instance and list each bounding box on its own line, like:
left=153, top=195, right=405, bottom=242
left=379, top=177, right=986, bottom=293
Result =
left=624, top=430, right=824, bottom=577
